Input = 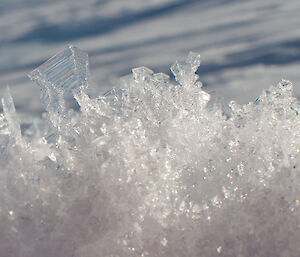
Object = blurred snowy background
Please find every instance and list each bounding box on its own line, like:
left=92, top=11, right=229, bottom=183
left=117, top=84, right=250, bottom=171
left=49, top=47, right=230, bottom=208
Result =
left=0, top=0, right=300, bottom=121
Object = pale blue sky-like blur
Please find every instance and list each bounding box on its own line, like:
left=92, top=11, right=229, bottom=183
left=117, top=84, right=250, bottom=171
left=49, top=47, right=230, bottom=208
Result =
left=0, top=0, right=300, bottom=120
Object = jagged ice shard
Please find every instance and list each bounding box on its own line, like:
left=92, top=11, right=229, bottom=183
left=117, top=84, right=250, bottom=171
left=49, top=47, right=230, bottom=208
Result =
left=0, top=46, right=299, bottom=257
left=29, top=45, right=89, bottom=129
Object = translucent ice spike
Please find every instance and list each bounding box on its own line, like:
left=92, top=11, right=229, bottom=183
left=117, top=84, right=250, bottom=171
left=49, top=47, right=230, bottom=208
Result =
left=29, top=45, right=90, bottom=113
left=186, top=52, right=201, bottom=72
left=1, top=87, right=22, bottom=145
left=171, top=52, right=201, bottom=87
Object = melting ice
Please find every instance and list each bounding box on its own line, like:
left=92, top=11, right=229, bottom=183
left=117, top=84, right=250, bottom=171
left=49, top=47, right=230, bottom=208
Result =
left=0, top=46, right=299, bottom=257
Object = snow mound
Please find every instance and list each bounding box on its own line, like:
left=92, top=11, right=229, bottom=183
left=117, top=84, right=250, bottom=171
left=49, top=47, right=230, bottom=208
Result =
left=0, top=46, right=299, bottom=257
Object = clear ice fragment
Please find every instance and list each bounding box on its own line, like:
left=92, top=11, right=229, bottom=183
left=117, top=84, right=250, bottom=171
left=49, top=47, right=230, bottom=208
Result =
left=170, top=51, right=200, bottom=87
left=153, top=73, right=170, bottom=87
left=28, top=46, right=90, bottom=126
left=199, top=90, right=210, bottom=102
left=29, top=45, right=88, bottom=93
left=278, top=79, right=293, bottom=96
left=132, top=66, right=153, bottom=83
left=186, top=51, right=201, bottom=72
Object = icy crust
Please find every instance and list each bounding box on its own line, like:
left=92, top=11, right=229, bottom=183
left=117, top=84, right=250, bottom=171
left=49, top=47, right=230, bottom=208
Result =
left=0, top=46, right=299, bottom=257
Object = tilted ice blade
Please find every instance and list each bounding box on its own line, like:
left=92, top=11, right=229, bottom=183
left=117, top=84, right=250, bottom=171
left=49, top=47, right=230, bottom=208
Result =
left=28, top=46, right=90, bottom=127
left=29, top=45, right=89, bottom=111
left=29, top=45, right=89, bottom=93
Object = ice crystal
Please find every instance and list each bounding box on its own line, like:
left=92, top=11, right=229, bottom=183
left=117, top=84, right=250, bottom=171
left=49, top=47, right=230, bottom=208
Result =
left=1, top=87, right=22, bottom=145
left=28, top=45, right=89, bottom=129
left=0, top=46, right=299, bottom=257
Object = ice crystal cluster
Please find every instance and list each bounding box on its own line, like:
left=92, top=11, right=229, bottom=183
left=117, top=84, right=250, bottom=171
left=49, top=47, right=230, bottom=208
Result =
left=0, top=46, right=299, bottom=257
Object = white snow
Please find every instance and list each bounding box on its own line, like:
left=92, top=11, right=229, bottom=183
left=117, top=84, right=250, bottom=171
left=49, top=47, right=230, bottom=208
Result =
left=0, top=46, right=299, bottom=257
left=1, top=1, right=300, bottom=255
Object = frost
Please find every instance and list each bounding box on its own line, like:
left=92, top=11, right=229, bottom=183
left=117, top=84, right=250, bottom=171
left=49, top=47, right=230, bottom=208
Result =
left=0, top=45, right=299, bottom=257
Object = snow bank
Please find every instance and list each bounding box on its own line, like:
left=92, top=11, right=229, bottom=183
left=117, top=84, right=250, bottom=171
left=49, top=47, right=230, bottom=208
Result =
left=0, top=46, right=299, bottom=257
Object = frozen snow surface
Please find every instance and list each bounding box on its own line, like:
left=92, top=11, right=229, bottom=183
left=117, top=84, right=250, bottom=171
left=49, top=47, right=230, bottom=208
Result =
left=0, top=46, right=299, bottom=257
